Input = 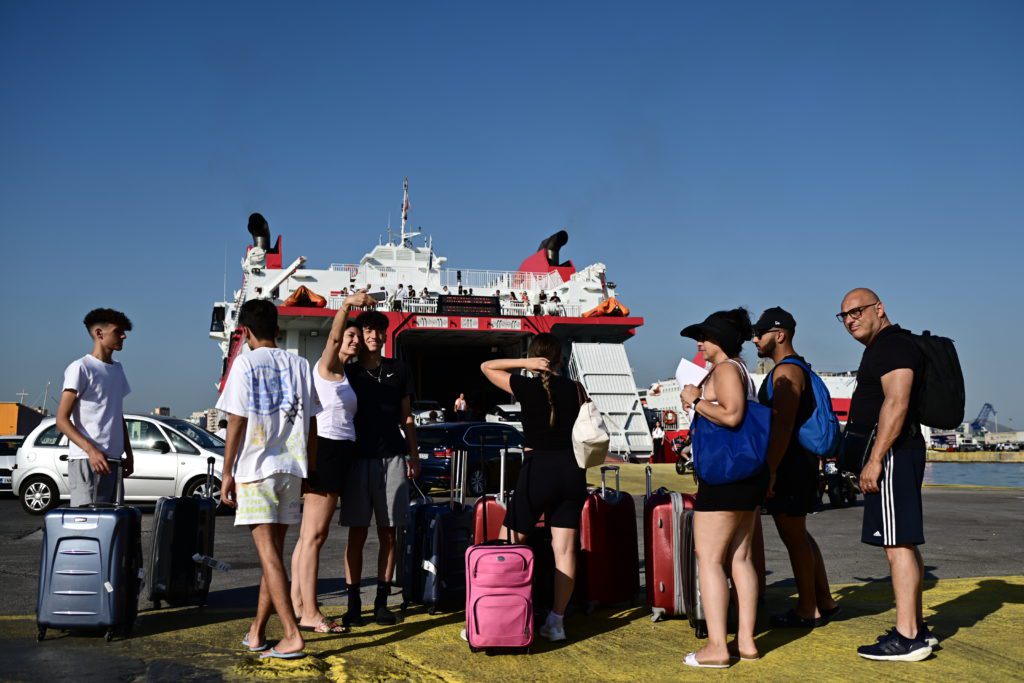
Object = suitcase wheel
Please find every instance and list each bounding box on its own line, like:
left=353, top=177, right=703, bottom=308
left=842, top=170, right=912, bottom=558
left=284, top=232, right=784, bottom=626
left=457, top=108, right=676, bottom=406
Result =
left=650, top=608, right=665, bottom=623
left=428, top=606, right=437, bottom=616
left=400, top=602, right=408, bottom=613
left=695, top=623, right=708, bottom=639
left=153, top=599, right=162, bottom=610
left=105, top=629, right=115, bottom=643
left=36, top=627, right=46, bottom=642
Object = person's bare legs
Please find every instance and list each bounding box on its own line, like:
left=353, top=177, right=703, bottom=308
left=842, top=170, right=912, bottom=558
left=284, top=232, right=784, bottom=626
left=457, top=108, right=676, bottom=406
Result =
left=550, top=527, right=578, bottom=616
left=377, top=525, right=397, bottom=582
left=886, top=544, right=922, bottom=639
left=693, top=510, right=744, bottom=663
left=773, top=514, right=821, bottom=618
left=727, top=512, right=759, bottom=658
left=249, top=523, right=304, bottom=654
left=913, top=545, right=925, bottom=625
left=344, top=526, right=369, bottom=585
left=290, top=536, right=303, bottom=618
left=809, top=534, right=837, bottom=612
left=294, top=492, right=340, bottom=626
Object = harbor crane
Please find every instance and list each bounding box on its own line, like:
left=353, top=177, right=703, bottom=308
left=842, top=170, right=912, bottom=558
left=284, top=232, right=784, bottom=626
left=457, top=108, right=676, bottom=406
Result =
left=970, top=403, right=998, bottom=433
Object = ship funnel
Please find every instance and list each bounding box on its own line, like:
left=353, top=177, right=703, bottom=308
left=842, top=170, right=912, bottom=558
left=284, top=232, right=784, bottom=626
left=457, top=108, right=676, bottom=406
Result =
left=538, top=230, right=569, bottom=267
left=248, top=213, right=271, bottom=250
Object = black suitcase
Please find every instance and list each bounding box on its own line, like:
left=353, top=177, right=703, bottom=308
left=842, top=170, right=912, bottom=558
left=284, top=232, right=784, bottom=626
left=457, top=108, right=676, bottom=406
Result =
left=421, top=447, right=473, bottom=614
left=37, top=502, right=143, bottom=642
left=397, top=479, right=434, bottom=610
left=148, top=457, right=218, bottom=608
left=681, top=509, right=707, bottom=638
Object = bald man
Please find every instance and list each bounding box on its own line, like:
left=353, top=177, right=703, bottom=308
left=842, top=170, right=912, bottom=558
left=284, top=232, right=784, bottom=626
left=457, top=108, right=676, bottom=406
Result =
left=838, top=288, right=936, bottom=662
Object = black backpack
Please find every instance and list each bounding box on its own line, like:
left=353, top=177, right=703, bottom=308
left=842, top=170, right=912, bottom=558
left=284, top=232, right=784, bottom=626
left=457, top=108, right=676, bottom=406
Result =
left=903, top=329, right=965, bottom=429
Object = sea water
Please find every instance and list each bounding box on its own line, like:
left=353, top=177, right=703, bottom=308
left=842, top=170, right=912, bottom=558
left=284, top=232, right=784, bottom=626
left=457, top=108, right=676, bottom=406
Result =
left=924, top=462, right=1024, bottom=488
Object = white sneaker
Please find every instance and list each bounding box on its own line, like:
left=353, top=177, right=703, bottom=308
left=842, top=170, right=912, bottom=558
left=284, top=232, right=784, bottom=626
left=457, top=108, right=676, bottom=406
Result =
left=539, top=620, right=566, bottom=642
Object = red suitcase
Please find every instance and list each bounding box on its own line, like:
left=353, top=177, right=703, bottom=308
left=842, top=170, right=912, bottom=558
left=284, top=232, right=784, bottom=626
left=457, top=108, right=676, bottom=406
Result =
left=578, top=465, right=639, bottom=611
left=643, top=465, right=694, bottom=621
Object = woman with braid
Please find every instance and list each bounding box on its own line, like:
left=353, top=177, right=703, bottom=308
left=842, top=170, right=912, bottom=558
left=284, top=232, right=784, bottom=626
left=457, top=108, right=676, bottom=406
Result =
left=481, top=333, right=588, bottom=642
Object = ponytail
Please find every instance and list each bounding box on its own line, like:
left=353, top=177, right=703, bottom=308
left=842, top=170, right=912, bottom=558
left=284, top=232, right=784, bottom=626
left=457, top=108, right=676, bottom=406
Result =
left=528, top=333, right=564, bottom=429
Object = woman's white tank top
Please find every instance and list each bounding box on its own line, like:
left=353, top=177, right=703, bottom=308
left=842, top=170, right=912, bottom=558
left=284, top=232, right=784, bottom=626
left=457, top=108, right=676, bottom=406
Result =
left=314, top=360, right=358, bottom=441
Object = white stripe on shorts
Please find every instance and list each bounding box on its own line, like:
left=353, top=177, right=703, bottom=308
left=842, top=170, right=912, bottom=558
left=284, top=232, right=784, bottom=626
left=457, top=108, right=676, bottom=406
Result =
left=881, top=450, right=893, bottom=545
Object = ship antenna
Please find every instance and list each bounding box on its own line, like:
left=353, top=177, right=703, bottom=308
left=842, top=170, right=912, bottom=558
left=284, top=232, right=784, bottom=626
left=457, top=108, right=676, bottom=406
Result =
left=400, top=177, right=410, bottom=247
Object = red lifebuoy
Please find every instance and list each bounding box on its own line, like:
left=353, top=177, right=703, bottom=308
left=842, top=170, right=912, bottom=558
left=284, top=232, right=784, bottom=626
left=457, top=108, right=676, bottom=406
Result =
left=663, top=410, right=677, bottom=426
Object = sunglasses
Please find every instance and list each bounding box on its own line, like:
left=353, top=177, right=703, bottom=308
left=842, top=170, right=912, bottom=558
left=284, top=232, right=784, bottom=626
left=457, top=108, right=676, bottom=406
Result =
left=835, top=301, right=879, bottom=323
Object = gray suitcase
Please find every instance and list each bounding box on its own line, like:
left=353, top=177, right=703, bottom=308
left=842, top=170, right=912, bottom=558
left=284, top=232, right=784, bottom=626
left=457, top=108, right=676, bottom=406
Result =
left=36, top=504, right=143, bottom=641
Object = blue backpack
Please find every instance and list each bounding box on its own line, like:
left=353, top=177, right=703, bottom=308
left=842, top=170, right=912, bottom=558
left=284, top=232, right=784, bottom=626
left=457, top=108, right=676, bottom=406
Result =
left=766, top=358, right=841, bottom=458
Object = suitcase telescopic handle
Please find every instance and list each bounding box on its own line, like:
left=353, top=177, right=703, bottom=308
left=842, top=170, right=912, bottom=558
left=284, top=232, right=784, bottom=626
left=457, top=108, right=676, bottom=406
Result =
left=645, top=464, right=652, bottom=499
left=206, top=457, right=215, bottom=501
left=499, top=434, right=507, bottom=507
left=600, top=465, right=620, bottom=497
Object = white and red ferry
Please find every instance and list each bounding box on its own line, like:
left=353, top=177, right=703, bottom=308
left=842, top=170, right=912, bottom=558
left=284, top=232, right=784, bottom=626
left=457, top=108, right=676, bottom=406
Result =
left=209, top=180, right=655, bottom=459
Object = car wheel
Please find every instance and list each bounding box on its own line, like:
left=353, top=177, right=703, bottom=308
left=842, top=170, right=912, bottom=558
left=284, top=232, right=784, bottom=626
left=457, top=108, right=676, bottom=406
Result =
left=468, top=468, right=486, bottom=497
left=184, top=476, right=222, bottom=507
left=21, top=476, right=60, bottom=515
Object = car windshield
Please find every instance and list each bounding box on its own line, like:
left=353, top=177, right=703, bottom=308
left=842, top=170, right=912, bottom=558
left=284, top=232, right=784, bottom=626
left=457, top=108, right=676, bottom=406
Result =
left=159, top=419, right=224, bottom=449
left=0, top=438, right=23, bottom=455
left=415, top=428, right=456, bottom=450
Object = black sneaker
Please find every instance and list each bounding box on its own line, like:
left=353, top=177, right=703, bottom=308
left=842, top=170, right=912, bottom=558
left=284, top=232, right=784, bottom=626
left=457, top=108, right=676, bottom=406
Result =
left=374, top=603, right=397, bottom=626
left=858, top=628, right=932, bottom=662
left=918, top=621, right=939, bottom=648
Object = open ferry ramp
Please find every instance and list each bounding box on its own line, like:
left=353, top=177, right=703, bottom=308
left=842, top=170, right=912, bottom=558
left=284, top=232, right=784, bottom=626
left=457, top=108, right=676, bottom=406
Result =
left=0, top=465, right=1020, bottom=681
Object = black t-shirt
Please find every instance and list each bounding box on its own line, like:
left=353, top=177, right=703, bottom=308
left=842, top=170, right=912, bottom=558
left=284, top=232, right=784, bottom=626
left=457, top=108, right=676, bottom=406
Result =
left=849, top=325, right=924, bottom=450
left=510, top=373, right=582, bottom=451
left=757, top=355, right=817, bottom=472
left=348, top=358, right=415, bottom=458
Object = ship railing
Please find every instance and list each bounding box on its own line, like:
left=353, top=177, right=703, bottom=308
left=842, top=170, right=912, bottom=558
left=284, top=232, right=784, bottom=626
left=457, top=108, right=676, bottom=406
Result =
left=322, top=296, right=586, bottom=318
left=439, top=268, right=564, bottom=293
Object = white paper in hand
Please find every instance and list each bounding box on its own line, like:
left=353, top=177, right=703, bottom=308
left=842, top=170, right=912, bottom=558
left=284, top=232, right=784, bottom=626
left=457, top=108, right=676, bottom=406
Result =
left=676, top=356, right=709, bottom=389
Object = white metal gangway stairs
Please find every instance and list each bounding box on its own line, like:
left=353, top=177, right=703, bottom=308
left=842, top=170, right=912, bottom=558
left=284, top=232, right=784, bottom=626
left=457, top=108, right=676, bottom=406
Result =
left=567, top=342, right=654, bottom=461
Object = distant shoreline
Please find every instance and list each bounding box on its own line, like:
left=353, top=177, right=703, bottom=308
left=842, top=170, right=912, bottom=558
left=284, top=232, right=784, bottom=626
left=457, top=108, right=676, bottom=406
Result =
left=927, top=450, right=1024, bottom=463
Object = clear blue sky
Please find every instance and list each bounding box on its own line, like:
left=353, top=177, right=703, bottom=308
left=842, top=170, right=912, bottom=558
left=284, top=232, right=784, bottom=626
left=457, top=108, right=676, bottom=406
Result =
left=2, top=1, right=1021, bottom=427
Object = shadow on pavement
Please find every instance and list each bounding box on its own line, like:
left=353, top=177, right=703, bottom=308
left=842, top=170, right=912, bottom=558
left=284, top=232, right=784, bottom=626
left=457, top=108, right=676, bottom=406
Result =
left=928, top=578, right=1024, bottom=642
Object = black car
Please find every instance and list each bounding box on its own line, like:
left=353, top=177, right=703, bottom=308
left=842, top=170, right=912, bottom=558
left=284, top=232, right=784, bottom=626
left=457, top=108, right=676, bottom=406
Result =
left=415, top=422, right=524, bottom=497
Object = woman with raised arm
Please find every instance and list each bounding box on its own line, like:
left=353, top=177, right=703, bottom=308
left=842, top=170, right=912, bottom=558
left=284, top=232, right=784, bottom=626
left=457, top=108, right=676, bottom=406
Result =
left=679, top=308, right=767, bottom=668
left=290, top=290, right=374, bottom=633
left=480, top=333, right=588, bottom=643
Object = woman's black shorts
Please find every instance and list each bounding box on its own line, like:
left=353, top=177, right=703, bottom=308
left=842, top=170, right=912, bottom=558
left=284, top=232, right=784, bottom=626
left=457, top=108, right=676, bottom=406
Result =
left=307, top=436, right=354, bottom=495
left=507, top=449, right=588, bottom=532
left=695, top=467, right=770, bottom=512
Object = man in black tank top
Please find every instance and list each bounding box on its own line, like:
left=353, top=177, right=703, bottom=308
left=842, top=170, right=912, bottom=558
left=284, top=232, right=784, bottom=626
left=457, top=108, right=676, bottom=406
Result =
left=752, top=308, right=838, bottom=628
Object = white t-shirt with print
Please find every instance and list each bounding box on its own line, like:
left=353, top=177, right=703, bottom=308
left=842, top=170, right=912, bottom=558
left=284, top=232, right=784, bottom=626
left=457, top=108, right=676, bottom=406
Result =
left=216, top=347, right=321, bottom=484
left=63, top=355, right=131, bottom=461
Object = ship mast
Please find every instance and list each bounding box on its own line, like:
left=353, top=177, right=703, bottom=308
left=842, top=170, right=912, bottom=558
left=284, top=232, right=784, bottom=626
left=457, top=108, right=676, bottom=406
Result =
left=400, top=177, right=410, bottom=246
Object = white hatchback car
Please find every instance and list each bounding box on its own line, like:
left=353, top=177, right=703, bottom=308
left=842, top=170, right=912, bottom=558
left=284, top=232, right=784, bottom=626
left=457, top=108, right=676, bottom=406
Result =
left=13, top=414, right=225, bottom=515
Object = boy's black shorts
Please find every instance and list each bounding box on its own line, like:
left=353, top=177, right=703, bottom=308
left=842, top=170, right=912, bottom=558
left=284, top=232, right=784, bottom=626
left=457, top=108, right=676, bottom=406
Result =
left=861, top=447, right=926, bottom=547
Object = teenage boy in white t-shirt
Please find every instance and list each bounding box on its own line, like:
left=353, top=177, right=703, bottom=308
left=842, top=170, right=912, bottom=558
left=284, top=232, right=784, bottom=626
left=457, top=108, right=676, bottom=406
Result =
left=217, top=299, right=321, bottom=660
left=56, top=308, right=135, bottom=506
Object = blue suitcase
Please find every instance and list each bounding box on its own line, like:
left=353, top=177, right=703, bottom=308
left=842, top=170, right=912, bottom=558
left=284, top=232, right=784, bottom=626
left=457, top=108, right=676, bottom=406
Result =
left=397, top=480, right=435, bottom=609
left=421, top=448, right=473, bottom=614
left=37, top=503, right=143, bottom=641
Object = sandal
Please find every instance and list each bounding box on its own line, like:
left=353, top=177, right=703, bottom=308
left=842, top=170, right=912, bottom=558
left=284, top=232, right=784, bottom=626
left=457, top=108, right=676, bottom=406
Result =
left=298, top=617, right=349, bottom=634
left=727, top=644, right=760, bottom=661
left=684, top=652, right=730, bottom=669
left=769, top=608, right=822, bottom=628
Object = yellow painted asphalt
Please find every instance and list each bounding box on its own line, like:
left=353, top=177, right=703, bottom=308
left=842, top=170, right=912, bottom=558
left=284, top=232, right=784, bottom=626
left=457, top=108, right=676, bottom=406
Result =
left=3, top=576, right=1022, bottom=681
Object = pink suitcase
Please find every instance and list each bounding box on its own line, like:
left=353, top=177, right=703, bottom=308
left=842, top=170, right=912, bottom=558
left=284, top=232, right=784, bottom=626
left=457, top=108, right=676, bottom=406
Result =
left=464, top=543, right=534, bottom=651
left=464, top=476, right=533, bottom=652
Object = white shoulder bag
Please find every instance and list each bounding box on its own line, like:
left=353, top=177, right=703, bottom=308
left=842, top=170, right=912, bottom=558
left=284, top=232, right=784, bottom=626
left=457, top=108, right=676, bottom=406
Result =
left=572, top=382, right=610, bottom=469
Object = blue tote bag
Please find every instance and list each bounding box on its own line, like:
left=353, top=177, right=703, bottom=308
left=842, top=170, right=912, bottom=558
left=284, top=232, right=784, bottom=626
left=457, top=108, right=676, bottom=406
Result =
left=690, top=363, right=771, bottom=485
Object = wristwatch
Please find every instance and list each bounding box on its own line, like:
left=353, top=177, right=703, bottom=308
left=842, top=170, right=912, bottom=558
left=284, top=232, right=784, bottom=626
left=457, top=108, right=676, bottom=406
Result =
left=692, top=397, right=703, bottom=411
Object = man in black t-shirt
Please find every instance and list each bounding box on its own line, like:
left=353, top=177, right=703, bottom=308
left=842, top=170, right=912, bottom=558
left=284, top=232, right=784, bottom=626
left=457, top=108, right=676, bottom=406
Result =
left=338, top=311, right=420, bottom=627
left=752, top=307, right=838, bottom=628
left=839, top=288, right=935, bottom=662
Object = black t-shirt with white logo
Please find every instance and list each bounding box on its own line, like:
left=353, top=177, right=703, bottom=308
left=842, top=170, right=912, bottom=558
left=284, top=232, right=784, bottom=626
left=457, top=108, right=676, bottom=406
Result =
left=348, top=358, right=415, bottom=458
left=849, top=325, right=925, bottom=450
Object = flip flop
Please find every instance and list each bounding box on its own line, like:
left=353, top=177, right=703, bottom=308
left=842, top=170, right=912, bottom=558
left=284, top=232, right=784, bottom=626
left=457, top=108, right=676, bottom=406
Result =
left=259, top=648, right=306, bottom=660
left=684, top=652, right=730, bottom=669
left=821, top=604, right=841, bottom=622
left=298, top=617, right=349, bottom=634
left=241, top=635, right=270, bottom=652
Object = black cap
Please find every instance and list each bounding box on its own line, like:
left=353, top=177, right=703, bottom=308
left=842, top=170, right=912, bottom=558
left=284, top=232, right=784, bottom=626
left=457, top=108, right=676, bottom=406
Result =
left=753, top=307, right=796, bottom=335
left=680, top=312, right=744, bottom=349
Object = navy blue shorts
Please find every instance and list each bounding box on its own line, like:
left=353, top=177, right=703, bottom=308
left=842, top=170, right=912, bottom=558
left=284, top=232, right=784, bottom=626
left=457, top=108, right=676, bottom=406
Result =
left=861, top=447, right=926, bottom=547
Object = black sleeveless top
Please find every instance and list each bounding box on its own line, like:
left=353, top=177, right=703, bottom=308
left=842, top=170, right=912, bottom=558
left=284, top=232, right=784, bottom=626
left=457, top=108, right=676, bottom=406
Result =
left=509, top=373, right=581, bottom=450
